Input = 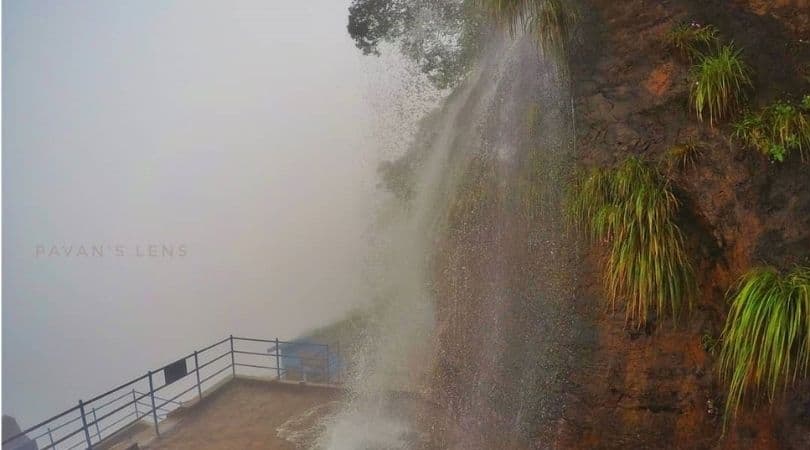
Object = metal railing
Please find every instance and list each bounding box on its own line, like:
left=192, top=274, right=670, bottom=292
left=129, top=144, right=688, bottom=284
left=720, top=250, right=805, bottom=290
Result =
left=2, top=335, right=341, bottom=450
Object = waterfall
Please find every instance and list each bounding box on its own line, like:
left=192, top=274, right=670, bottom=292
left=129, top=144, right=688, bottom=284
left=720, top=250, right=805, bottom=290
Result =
left=313, top=28, right=576, bottom=449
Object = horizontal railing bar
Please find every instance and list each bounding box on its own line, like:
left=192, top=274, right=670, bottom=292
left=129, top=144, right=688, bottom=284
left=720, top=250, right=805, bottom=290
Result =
left=198, top=336, right=231, bottom=354
left=282, top=355, right=330, bottom=362
left=95, top=412, right=160, bottom=448
left=136, top=400, right=171, bottom=413
left=200, top=364, right=232, bottom=386
left=198, top=350, right=231, bottom=370
left=84, top=373, right=149, bottom=405
left=256, top=351, right=328, bottom=362
left=232, top=336, right=275, bottom=343
left=39, top=422, right=86, bottom=449
left=263, top=355, right=331, bottom=365
left=234, top=363, right=276, bottom=370
left=98, top=410, right=135, bottom=434
left=232, top=350, right=273, bottom=357
left=70, top=412, right=159, bottom=450
left=88, top=391, right=150, bottom=427
left=276, top=340, right=329, bottom=347
left=2, top=405, right=82, bottom=445
left=156, top=383, right=198, bottom=411
left=31, top=413, right=83, bottom=440
left=86, top=388, right=136, bottom=413
left=233, top=337, right=326, bottom=348
left=134, top=390, right=183, bottom=406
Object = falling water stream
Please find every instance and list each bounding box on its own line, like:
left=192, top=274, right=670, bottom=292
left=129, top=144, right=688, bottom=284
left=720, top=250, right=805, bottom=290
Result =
left=287, top=27, right=578, bottom=450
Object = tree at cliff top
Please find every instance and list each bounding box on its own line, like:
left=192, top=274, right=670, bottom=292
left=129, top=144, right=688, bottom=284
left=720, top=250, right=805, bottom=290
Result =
left=347, top=0, right=484, bottom=89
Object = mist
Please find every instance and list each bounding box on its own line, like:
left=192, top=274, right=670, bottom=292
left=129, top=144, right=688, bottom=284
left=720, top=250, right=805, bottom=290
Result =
left=2, top=0, right=411, bottom=426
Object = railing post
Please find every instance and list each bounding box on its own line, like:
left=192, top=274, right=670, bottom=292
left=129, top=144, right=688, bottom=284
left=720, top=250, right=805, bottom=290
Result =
left=230, top=335, right=236, bottom=378
left=132, top=389, right=139, bottom=419
left=92, top=407, right=101, bottom=442
left=336, top=340, right=341, bottom=382
left=46, top=427, right=55, bottom=449
left=194, top=350, right=203, bottom=400
left=148, top=371, right=160, bottom=437
left=92, top=407, right=102, bottom=441
left=78, top=400, right=93, bottom=449
left=274, top=338, right=281, bottom=380
left=324, top=345, right=330, bottom=383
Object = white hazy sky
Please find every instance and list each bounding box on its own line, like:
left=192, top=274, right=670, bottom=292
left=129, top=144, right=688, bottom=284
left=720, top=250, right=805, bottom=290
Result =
left=2, top=0, right=399, bottom=426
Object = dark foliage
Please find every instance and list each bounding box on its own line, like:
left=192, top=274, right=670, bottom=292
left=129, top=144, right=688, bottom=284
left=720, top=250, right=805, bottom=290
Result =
left=347, top=0, right=483, bottom=89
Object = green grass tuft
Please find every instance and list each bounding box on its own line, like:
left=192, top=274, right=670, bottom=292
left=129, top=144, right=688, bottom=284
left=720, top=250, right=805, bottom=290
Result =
left=718, top=266, right=810, bottom=423
left=567, top=166, right=611, bottom=241
left=667, top=22, right=719, bottom=60
left=732, top=110, right=770, bottom=158
left=567, top=157, right=697, bottom=328
left=662, top=141, right=703, bottom=172
left=733, top=97, right=810, bottom=162
left=688, top=44, right=752, bottom=126
left=769, top=100, right=810, bottom=161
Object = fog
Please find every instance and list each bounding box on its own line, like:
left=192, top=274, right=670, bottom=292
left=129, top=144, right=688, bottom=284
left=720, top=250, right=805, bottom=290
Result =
left=1, top=0, right=416, bottom=426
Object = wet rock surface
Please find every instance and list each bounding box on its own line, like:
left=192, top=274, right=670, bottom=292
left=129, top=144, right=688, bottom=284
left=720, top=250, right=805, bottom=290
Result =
left=383, top=1, right=808, bottom=448
left=557, top=0, right=810, bottom=448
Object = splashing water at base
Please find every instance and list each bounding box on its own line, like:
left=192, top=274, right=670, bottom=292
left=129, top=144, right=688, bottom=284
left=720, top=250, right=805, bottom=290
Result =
left=316, top=402, right=429, bottom=450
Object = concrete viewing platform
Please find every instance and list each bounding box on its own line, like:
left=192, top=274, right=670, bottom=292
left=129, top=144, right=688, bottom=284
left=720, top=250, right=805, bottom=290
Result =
left=4, top=335, right=445, bottom=450
left=104, top=378, right=342, bottom=450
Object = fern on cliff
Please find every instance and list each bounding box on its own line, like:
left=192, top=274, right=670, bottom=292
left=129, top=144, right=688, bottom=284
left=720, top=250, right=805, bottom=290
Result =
left=718, top=266, right=810, bottom=422
left=567, top=157, right=696, bottom=328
